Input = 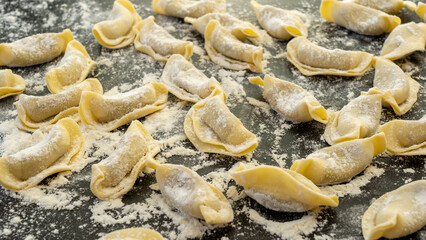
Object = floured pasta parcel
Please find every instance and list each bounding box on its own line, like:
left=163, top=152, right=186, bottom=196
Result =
left=184, top=89, right=258, bottom=156
left=0, top=29, right=73, bottom=67
left=149, top=162, right=234, bottom=224
left=324, top=88, right=382, bottom=145
left=152, top=0, right=226, bottom=18
left=249, top=75, right=327, bottom=124
left=417, top=3, right=426, bottom=22
left=0, top=118, right=84, bottom=191
left=46, top=40, right=96, bottom=94
left=160, top=54, right=223, bottom=103
left=16, top=78, right=103, bottom=132
left=379, top=116, right=425, bottom=155
left=0, top=69, right=25, bottom=99
left=291, top=133, right=386, bottom=186
left=320, top=0, right=401, bottom=35
left=91, top=121, right=159, bottom=200
left=101, top=228, right=164, bottom=240
left=373, top=58, right=420, bottom=115
left=251, top=0, right=307, bottom=40
left=362, top=180, right=426, bottom=240
left=92, top=0, right=142, bottom=49
left=230, top=164, right=339, bottom=212
left=79, top=82, right=168, bottom=132
left=380, top=22, right=426, bottom=61
left=204, top=20, right=263, bottom=72
left=286, top=37, right=374, bottom=76
left=348, top=0, right=416, bottom=14
left=134, top=16, right=194, bottom=62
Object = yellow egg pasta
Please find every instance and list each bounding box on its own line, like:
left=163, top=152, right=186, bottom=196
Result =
left=0, top=69, right=25, bottom=99
left=349, top=0, right=416, bottom=14
left=417, top=3, right=426, bottom=22
left=100, top=228, right=164, bottom=240
left=152, top=0, right=226, bottom=18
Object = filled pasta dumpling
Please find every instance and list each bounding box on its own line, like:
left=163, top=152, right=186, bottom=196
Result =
left=230, top=164, right=339, bottom=212
left=204, top=20, right=263, bottom=72
left=417, top=3, right=426, bottom=22
left=16, top=78, right=103, bottom=132
left=0, top=118, right=84, bottom=191
left=152, top=0, right=226, bottom=19
left=79, top=82, right=168, bottom=132
left=291, top=133, right=386, bottom=186
left=362, top=180, right=426, bottom=240
left=46, top=40, right=96, bottom=94
left=150, top=162, right=234, bottom=224
left=91, top=121, right=160, bottom=200
left=348, top=0, right=416, bottom=14
left=320, top=0, right=401, bottom=35
left=249, top=75, right=327, bottom=124
left=134, top=16, right=193, bottom=62
left=101, top=228, right=164, bottom=240
left=251, top=0, right=307, bottom=40
left=286, top=37, right=374, bottom=76
left=373, top=58, right=420, bottom=115
left=324, top=89, right=382, bottom=145
left=92, top=0, right=142, bottom=49
left=0, top=69, right=25, bottom=99
left=160, top=54, right=223, bottom=103
left=0, top=29, right=73, bottom=67
left=379, top=117, right=425, bottom=155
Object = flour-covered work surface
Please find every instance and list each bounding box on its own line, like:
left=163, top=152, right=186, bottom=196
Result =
left=0, top=0, right=425, bottom=239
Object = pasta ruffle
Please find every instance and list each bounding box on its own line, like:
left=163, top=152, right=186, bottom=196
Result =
left=0, top=69, right=25, bottom=99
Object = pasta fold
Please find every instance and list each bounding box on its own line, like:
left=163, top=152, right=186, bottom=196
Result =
left=101, top=228, right=164, bottom=240
left=349, top=0, right=416, bottom=14
left=152, top=0, right=226, bottom=18
left=417, top=3, right=426, bottom=22
left=0, top=69, right=25, bottom=99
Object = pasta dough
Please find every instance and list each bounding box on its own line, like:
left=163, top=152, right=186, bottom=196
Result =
left=160, top=54, right=223, bottom=102
left=46, top=40, right=96, bottom=94
left=417, top=3, right=426, bottom=22
left=134, top=16, right=194, bottom=62
left=204, top=20, right=263, bottom=72
left=379, top=117, right=425, bottom=155
left=0, top=69, right=25, bottom=99
left=286, top=37, right=374, bottom=76
left=0, top=29, right=73, bottom=67
left=362, top=180, right=426, bottom=240
left=101, top=228, right=164, bottom=240
left=291, top=133, right=386, bottom=186
left=349, top=0, right=416, bottom=14
left=251, top=0, right=307, bottom=40
left=380, top=22, right=426, bottom=61
left=373, top=58, right=420, bottom=115
left=16, top=78, right=103, bottom=132
left=150, top=162, right=233, bottom=224
left=230, top=164, right=339, bottom=212
left=152, top=0, right=226, bottom=18
left=92, top=0, right=142, bottom=49
left=324, top=89, right=382, bottom=145
left=249, top=75, right=327, bottom=123
left=320, top=0, right=401, bottom=35
left=79, top=82, right=168, bottom=132
left=91, top=120, right=159, bottom=200
left=0, top=118, right=84, bottom=191
left=184, top=89, right=258, bottom=156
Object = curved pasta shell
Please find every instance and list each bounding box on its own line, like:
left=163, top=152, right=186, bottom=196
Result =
left=100, top=228, right=164, bottom=240
left=251, top=0, right=307, bottom=40
left=0, top=69, right=25, bottom=99
left=320, top=0, right=401, bottom=35
left=349, top=0, right=416, bottom=14
left=152, top=0, right=226, bottom=18
left=0, top=118, right=84, bottom=191
left=324, top=89, right=382, bottom=145
left=92, top=0, right=142, bottom=49
left=373, top=57, right=420, bottom=115
left=15, top=78, right=103, bottom=132
left=286, top=37, right=373, bottom=76
left=0, top=29, right=73, bottom=67
left=152, top=162, right=233, bottom=224
left=230, top=164, right=339, bottom=212
left=249, top=75, right=327, bottom=123
left=362, top=180, right=426, bottom=240
left=134, top=16, right=193, bottom=62
left=416, top=3, right=426, bottom=22
left=79, top=82, right=168, bottom=132
left=380, top=22, right=426, bottom=61
left=379, top=117, right=425, bottom=155
left=160, top=54, right=223, bottom=103
left=91, top=121, right=159, bottom=200
left=204, top=20, right=263, bottom=72
left=46, top=40, right=96, bottom=94
left=184, top=89, right=258, bottom=156
left=291, top=133, right=386, bottom=185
